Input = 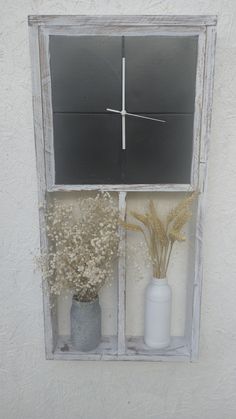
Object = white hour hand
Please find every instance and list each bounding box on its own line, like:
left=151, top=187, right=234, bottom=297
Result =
left=106, top=108, right=121, bottom=114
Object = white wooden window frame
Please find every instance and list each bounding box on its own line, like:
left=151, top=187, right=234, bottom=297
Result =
left=29, top=15, right=217, bottom=361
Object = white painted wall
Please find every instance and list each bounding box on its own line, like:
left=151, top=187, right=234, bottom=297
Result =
left=1, top=1, right=236, bottom=418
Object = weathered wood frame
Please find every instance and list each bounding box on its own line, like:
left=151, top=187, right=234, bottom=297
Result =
left=28, top=15, right=217, bottom=361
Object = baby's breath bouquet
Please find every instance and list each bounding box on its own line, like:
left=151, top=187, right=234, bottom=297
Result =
left=121, top=192, right=197, bottom=278
left=41, top=193, right=119, bottom=302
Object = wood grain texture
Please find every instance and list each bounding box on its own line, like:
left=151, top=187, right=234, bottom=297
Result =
left=184, top=31, right=207, bottom=345
left=49, top=184, right=194, bottom=192
left=28, top=15, right=217, bottom=27
left=42, top=25, right=206, bottom=37
left=191, top=31, right=206, bottom=189
left=117, top=192, right=127, bottom=354
left=39, top=28, right=55, bottom=190
left=28, top=24, right=57, bottom=359
left=191, top=25, right=217, bottom=361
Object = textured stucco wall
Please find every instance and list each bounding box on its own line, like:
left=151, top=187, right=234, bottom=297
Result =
left=1, top=1, right=236, bottom=419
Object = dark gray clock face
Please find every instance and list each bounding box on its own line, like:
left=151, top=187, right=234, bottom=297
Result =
left=49, top=35, right=198, bottom=184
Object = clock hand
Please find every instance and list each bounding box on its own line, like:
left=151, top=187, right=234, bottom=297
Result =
left=106, top=55, right=126, bottom=149
left=122, top=57, right=125, bottom=112
left=106, top=108, right=121, bottom=114
left=126, top=112, right=166, bottom=123
left=122, top=108, right=126, bottom=150
left=106, top=109, right=166, bottom=123
left=122, top=56, right=126, bottom=150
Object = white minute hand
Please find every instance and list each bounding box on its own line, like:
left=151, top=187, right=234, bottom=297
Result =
left=125, top=112, right=166, bottom=123
left=106, top=109, right=166, bottom=124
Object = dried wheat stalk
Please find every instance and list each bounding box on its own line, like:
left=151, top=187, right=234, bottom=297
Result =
left=121, top=192, right=197, bottom=278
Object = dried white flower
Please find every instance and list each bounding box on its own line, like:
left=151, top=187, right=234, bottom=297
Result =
left=39, top=193, right=119, bottom=302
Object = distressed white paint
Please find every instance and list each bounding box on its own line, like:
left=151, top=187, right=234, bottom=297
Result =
left=49, top=183, right=194, bottom=192
left=117, top=192, right=127, bottom=354
left=1, top=0, right=236, bottom=418
left=28, top=23, right=57, bottom=357
left=30, top=15, right=215, bottom=361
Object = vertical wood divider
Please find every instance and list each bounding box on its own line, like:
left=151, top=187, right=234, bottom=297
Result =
left=117, top=191, right=127, bottom=354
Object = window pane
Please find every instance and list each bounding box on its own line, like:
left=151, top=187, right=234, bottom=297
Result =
left=53, top=114, right=122, bottom=184
left=50, top=36, right=122, bottom=112
left=125, top=114, right=194, bottom=184
left=125, top=36, right=198, bottom=113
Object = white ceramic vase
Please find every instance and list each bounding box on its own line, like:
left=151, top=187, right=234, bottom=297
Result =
left=144, top=278, right=172, bottom=349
